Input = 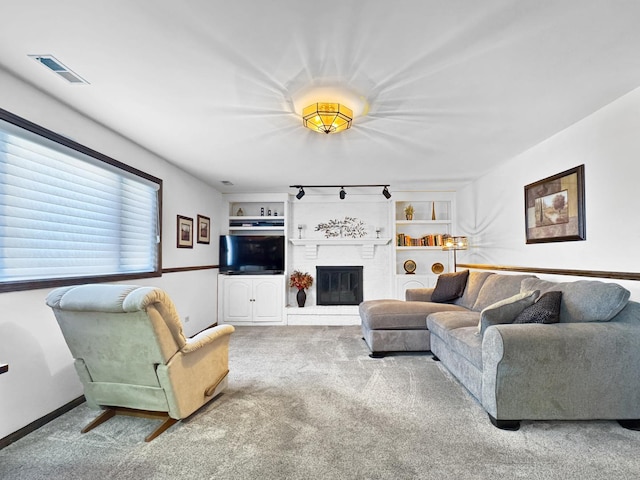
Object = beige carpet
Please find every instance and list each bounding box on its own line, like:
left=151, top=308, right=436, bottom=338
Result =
left=1, top=325, right=639, bottom=479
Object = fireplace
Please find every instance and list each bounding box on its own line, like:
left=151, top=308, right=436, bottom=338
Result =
left=316, top=266, right=363, bottom=306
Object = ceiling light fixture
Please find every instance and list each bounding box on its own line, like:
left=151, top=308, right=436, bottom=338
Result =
left=290, top=184, right=391, bottom=199
left=302, top=103, right=353, bottom=134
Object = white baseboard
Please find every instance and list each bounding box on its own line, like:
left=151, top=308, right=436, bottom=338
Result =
left=286, top=305, right=361, bottom=326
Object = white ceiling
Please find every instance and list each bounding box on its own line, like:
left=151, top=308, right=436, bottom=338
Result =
left=1, top=1, right=640, bottom=194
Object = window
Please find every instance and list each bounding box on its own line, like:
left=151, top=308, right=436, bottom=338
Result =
left=0, top=108, right=162, bottom=292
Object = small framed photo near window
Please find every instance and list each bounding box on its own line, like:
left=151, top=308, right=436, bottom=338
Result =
left=177, top=215, right=193, bottom=248
left=197, top=215, right=211, bottom=244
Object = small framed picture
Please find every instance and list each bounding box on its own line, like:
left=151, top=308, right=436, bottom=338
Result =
left=177, top=215, right=193, bottom=248
left=524, top=165, right=585, bottom=244
left=197, top=215, right=211, bottom=244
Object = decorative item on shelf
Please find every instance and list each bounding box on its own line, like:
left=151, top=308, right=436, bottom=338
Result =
left=298, top=224, right=304, bottom=239
left=442, top=236, right=468, bottom=272
left=315, top=216, right=366, bottom=238
left=375, top=227, right=381, bottom=239
left=404, top=204, right=414, bottom=220
left=260, top=207, right=265, bottom=216
left=431, top=262, right=444, bottom=274
left=267, top=209, right=272, bottom=216
left=432, top=202, right=437, bottom=220
left=236, top=207, right=244, bottom=216
left=289, top=270, right=313, bottom=308
left=403, top=259, right=417, bottom=274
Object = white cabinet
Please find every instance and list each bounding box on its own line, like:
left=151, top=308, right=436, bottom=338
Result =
left=396, top=274, right=435, bottom=300
left=392, top=192, right=456, bottom=299
left=219, top=275, right=284, bottom=324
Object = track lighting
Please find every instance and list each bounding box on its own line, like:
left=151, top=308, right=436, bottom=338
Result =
left=290, top=184, right=391, bottom=199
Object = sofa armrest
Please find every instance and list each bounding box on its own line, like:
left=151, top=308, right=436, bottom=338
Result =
left=481, top=321, right=640, bottom=421
left=182, top=324, right=235, bottom=353
left=158, top=324, right=235, bottom=419
left=405, top=288, right=434, bottom=302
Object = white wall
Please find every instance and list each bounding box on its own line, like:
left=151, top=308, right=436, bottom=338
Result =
left=456, top=86, right=640, bottom=300
left=0, top=68, right=223, bottom=439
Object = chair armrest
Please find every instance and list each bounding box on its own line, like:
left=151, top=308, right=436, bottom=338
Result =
left=481, top=321, right=640, bottom=420
left=405, top=288, right=434, bottom=302
left=182, top=324, right=235, bottom=354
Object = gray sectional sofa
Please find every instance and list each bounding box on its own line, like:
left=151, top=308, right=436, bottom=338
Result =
left=359, top=270, right=640, bottom=430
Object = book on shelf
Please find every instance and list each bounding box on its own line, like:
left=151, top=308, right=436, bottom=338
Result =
left=396, top=233, right=446, bottom=247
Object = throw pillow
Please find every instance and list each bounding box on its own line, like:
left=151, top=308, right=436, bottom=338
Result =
left=513, top=291, right=562, bottom=324
left=431, top=269, right=470, bottom=303
left=478, top=290, right=540, bottom=335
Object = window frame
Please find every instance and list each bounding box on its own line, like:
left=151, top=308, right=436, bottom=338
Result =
left=0, top=108, right=163, bottom=293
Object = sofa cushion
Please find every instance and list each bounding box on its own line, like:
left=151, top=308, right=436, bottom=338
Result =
left=520, top=278, right=630, bottom=323
left=472, top=274, right=536, bottom=312
left=431, top=269, right=469, bottom=303
left=478, top=290, right=540, bottom=335
left=359, top=299, right=467, bottom=330
left=513, top=291, right=562, bottom=324
left=428, top=311, right=483, bottom=369
left=453, top=271, right=494, bottom=310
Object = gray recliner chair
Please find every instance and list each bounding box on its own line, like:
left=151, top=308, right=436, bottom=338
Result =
left=46, top=283, right=234, bottom=441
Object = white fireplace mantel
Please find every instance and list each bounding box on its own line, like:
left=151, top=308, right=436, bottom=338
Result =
left=290, top=238, right=391, bottom=259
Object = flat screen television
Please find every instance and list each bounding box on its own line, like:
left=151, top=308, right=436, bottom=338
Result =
left=219, top=235, right=285, bottom=274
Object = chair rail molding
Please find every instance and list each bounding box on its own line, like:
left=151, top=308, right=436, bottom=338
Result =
left=457, top=263, right=640, bottom=281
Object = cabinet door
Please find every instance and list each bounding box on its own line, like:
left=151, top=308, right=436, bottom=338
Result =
left=253, top=278, right=283, bottom=322
left=223, top=278, right=253, bottom=321
left=396, top=275, right=433, bottom=300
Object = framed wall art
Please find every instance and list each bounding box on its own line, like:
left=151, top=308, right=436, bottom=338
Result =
left=177, top=215, right=193, bottom=248
left=197, top=214, right=211, bottom=244
left=524, top=164, right=585, bottom=244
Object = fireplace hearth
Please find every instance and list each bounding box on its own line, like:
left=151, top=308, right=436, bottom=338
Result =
left=316, top=266, right=363, bottom=306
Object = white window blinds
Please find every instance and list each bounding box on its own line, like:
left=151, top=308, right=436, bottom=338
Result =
left=0, top=112, right=161, bottom=290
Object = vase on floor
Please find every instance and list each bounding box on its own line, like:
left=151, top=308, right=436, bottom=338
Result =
left=296, top=288, right=307, bottom=307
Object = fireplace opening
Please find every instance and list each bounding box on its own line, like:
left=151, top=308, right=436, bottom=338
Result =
left=316, top=266, right=363, bottom=306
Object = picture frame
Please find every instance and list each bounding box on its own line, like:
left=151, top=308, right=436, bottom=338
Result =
left=524, top=164, right=585, bottom=244
left=197, top=214, right=211, bottom=244
left=177, top=215, right=193, bottom=248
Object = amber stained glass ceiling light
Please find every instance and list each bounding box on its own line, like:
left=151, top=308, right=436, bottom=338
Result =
left=302, top=103, right=353, bottom=134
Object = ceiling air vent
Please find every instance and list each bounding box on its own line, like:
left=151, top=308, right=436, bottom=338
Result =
left=28, top=55, right=89, bottom=84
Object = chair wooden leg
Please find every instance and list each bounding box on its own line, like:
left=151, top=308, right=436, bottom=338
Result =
left=81, top=408, right=116, bottom=434
left=80, top=407, right=179, bottom=441
left=145, top=417, right=178, bottom=442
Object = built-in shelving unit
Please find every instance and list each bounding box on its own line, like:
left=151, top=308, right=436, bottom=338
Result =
left=392, top=192, right=456, bottom=299
left=226, top=195, right=287, bottom=235
left=219, top=193, right=290, bottom=325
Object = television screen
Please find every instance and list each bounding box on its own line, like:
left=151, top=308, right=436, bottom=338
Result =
left=219, top=235, right=285, bottom=274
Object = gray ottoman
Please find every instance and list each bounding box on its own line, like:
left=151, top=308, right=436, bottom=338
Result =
left=359, top=299, right=467, bottom=357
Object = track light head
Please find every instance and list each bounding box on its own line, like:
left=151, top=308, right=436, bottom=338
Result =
left=382, top=186, right=391, bottom=199
left=339, top=187, right=346, bottom=200
left=296, top=187, right=305, bottom=200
